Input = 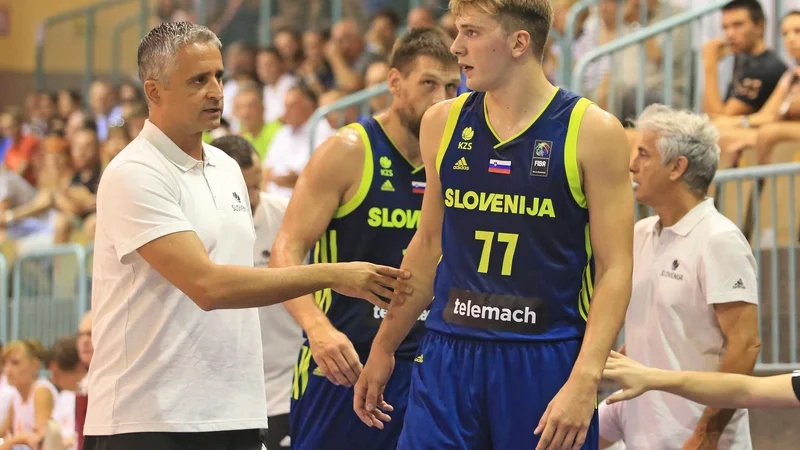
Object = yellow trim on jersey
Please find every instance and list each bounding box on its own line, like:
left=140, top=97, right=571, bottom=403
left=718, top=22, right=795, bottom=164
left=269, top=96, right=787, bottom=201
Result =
left=483, top=88, right=560, bottom=149
left=565, top=98, right=593, bottom=209
left=313, top=230, right=336, bottom=314
left=375, top=117, right=425, bottom=174
left=436, top=93, right=471, bottom=174
left=292, top=345, right=314, bottom=399
left=334, top=123, right=374, bottom=219
left=578, top=223, right=594, bottom=321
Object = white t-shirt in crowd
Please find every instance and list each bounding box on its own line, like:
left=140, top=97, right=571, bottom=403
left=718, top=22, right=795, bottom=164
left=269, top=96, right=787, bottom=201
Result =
left=0, top=375, right=15, bottom=430
left=253, top=193, right=304, bottom=417
left=262, top=119, right=335, bottom=199
left=85, top=120, right=267, bottom=435
left=11, top=379, right=58, bottom=442
left=263, top=74, right=298, bottom=123
left=52, top=389, right=76, bottom=449
left=600, top=199, right=757, bottom=450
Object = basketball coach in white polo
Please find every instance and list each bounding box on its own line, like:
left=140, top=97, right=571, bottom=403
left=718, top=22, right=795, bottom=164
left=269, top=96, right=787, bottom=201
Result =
left=599, top=104, right=762, bottom=450
left=84, top=22, right=410, bottom=450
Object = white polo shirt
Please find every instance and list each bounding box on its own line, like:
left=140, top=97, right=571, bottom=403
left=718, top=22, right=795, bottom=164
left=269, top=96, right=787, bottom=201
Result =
left=86, top=120, right=268, bottom=435
left=253, top=193, right=304, bottom=417
left=262, top=119, right=335, bottom=199
left=600, top=198, right=757, bottom=449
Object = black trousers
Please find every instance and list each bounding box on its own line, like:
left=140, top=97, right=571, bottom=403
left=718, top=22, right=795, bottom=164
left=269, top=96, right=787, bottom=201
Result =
left=261, top=414, right=290, bottom=449
left=84, top=429, right=263, bottom=450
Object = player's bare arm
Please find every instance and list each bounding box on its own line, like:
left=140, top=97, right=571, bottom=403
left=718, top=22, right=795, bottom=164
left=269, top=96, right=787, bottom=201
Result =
left=685, top=300, right=760, bottom=448
left=604, top=351, right=800, bottom=409
left=270, top=128, right=369, bottom=387
left=353, top=98, right=452, bottom=429
left=535, top=105, right=634, bottom=450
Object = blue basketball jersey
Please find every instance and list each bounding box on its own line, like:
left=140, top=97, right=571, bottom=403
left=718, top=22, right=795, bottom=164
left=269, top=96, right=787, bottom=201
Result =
left=310, top=116, right=428, bottom=358
left=427, top=89, right=595, bottom=342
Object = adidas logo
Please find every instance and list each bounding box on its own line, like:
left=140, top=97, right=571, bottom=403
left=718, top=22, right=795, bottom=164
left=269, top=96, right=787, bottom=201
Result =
left=312, top=366, right=325, bottom=376
left=733, top=278, right=745, bottom=289
left=453, top=157, right=470, bottom=171
left=414, top=354, right=424, bottom=363
left=381, top=179, right=395, bottom=192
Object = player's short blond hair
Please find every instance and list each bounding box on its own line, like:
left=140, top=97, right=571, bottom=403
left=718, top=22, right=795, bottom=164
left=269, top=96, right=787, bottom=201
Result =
left=449, top=0, right=553, bottom=60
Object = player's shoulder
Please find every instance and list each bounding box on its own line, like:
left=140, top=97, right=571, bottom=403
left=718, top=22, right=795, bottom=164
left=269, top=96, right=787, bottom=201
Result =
left=423, top=92, right=472, bottom=127
left=314, top=124, right=368, bottom=162
left=580, top=102, right=626, bottom=136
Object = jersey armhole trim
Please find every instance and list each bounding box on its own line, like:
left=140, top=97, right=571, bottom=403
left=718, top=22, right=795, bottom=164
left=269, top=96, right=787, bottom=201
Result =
left=564, top=98, right=593, bottom=209
left=334, top=123, right=373, bottom=219
left=436, top=93, right=471, bottom=175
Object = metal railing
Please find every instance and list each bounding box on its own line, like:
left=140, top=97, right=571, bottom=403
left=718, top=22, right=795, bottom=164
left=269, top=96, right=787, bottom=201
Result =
left=34, top=0, right=149, bottom=97
left=9, top=244, right=89, bottom=348
left=308, top=81, right=390, bottom=152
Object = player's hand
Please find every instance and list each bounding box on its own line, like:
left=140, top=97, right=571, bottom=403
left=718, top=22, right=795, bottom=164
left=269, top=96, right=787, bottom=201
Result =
left=682, top=431, right=720, bottom=450
left=331, top=262, right=412, bottom=310
left=353, top=349, right=395, bottom=429
left=602, top=350, right=655, bottom=404
left=534, top=372, right=598, bottom=450
left=308, top=324, right=362, bottom=387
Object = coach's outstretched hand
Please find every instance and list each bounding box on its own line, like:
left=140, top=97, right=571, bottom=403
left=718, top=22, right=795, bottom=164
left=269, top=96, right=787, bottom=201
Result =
left=331, top=262, right=412, bottom=310
left=534, top=373, right=598, bottom=450
left=353, top=350, right=395, bottom=429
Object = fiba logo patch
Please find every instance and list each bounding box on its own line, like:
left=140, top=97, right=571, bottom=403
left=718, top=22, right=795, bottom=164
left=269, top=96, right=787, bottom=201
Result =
left=380, top=156, right=393, bottom=177
left=530, top=140, right=553, bottom=177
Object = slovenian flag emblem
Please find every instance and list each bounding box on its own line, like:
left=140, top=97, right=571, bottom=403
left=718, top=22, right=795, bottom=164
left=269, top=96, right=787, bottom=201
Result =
left=412, top=181, right=426, bottom=194
left=488, top=159, right=511, bottom=174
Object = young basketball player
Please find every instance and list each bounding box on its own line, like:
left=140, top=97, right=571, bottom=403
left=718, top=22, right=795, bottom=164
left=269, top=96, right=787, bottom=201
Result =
left=269, top=28, right=461, bottom=450
left=354, top=1, right=634, bottom=449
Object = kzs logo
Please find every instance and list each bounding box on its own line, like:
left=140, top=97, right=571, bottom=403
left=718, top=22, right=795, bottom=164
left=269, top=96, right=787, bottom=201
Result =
left=231, top=192, right=247, bottom=212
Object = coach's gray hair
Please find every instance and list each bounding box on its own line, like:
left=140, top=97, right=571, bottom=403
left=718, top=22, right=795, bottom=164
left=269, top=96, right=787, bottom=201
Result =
left=635, top=104, right=720, bottom=195
left=137, top=22, right=222, bottom=84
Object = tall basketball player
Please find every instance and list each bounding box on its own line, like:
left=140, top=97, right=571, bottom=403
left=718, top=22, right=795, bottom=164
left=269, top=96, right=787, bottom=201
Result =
left=354, top=1, right=634, bottom=449
left=270, top=28, right=461, bottom=450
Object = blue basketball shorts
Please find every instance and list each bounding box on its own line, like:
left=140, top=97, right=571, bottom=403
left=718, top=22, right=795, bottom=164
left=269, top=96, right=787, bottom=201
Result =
left=289, top=344, right=414, bottom=450
left=398, top=330, right=599, bottom=449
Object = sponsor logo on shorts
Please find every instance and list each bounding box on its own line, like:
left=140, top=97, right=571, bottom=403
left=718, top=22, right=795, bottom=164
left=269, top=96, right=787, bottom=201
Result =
left=443, top=288, right=548, bottom=334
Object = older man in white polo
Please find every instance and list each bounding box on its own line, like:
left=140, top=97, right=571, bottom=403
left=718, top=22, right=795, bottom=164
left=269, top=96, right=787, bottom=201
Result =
left=599, top=104, right=762, bottom=450
left=84, top=22, right=409, bottom=450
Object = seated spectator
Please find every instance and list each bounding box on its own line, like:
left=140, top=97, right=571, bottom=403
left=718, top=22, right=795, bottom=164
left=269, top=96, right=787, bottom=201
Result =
left=439, top=12, right=457, bottom=39
left=407, top=6, right=437, bottom=30
left=63, top=111, right=89, bottom=143
left=0, top=339, right=58, bottom=450
left=273, top=26, right=304, bottom=73
left=56, top=90, right=81, bottom=123
left=0, top=345, right=13, bottom=441
left=366, top=9, right=400, bottom=56
left=221, top=41, right=258, bottom=125
left=47, top=336, right=84, bottom=450
left=74, top=312, right=92, bottom=450
left=256, top=47, right=298, bottom=123
left=364, top=61, right=391, bottom=116
left=263, top=84, right=335, bottom=198
left=599, top=0, right=690, bottom=121
left=297, top=30, right=336, bottom=95
left=101, top=126, right=130, bottom=169
left=714, top=11, right=800, bottom=168
left=318, top=89, right=360, bottom=129
left=550, top=0, right=598, bottom=86
left=88, top=80, right=123, bottom=141
left=703, top=0, right=786, bottom=118
left=234, top=84, right=282, bottom=160
left=0, top=110, right=40, bottom=186
left=1, top=135, right=72, bottom=254
left=53, top=126, right=101, bottom=244
left=0, top=166, right=48, bottom=247
left=122, top=101, right=147, bottom=139
left=327, top=19, right=383, bottom=92
left=117, top=81, right=142, bottom=104
left=588, top=0, right=619, bottom=109
left=155, top=0, right=193, bottom=23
